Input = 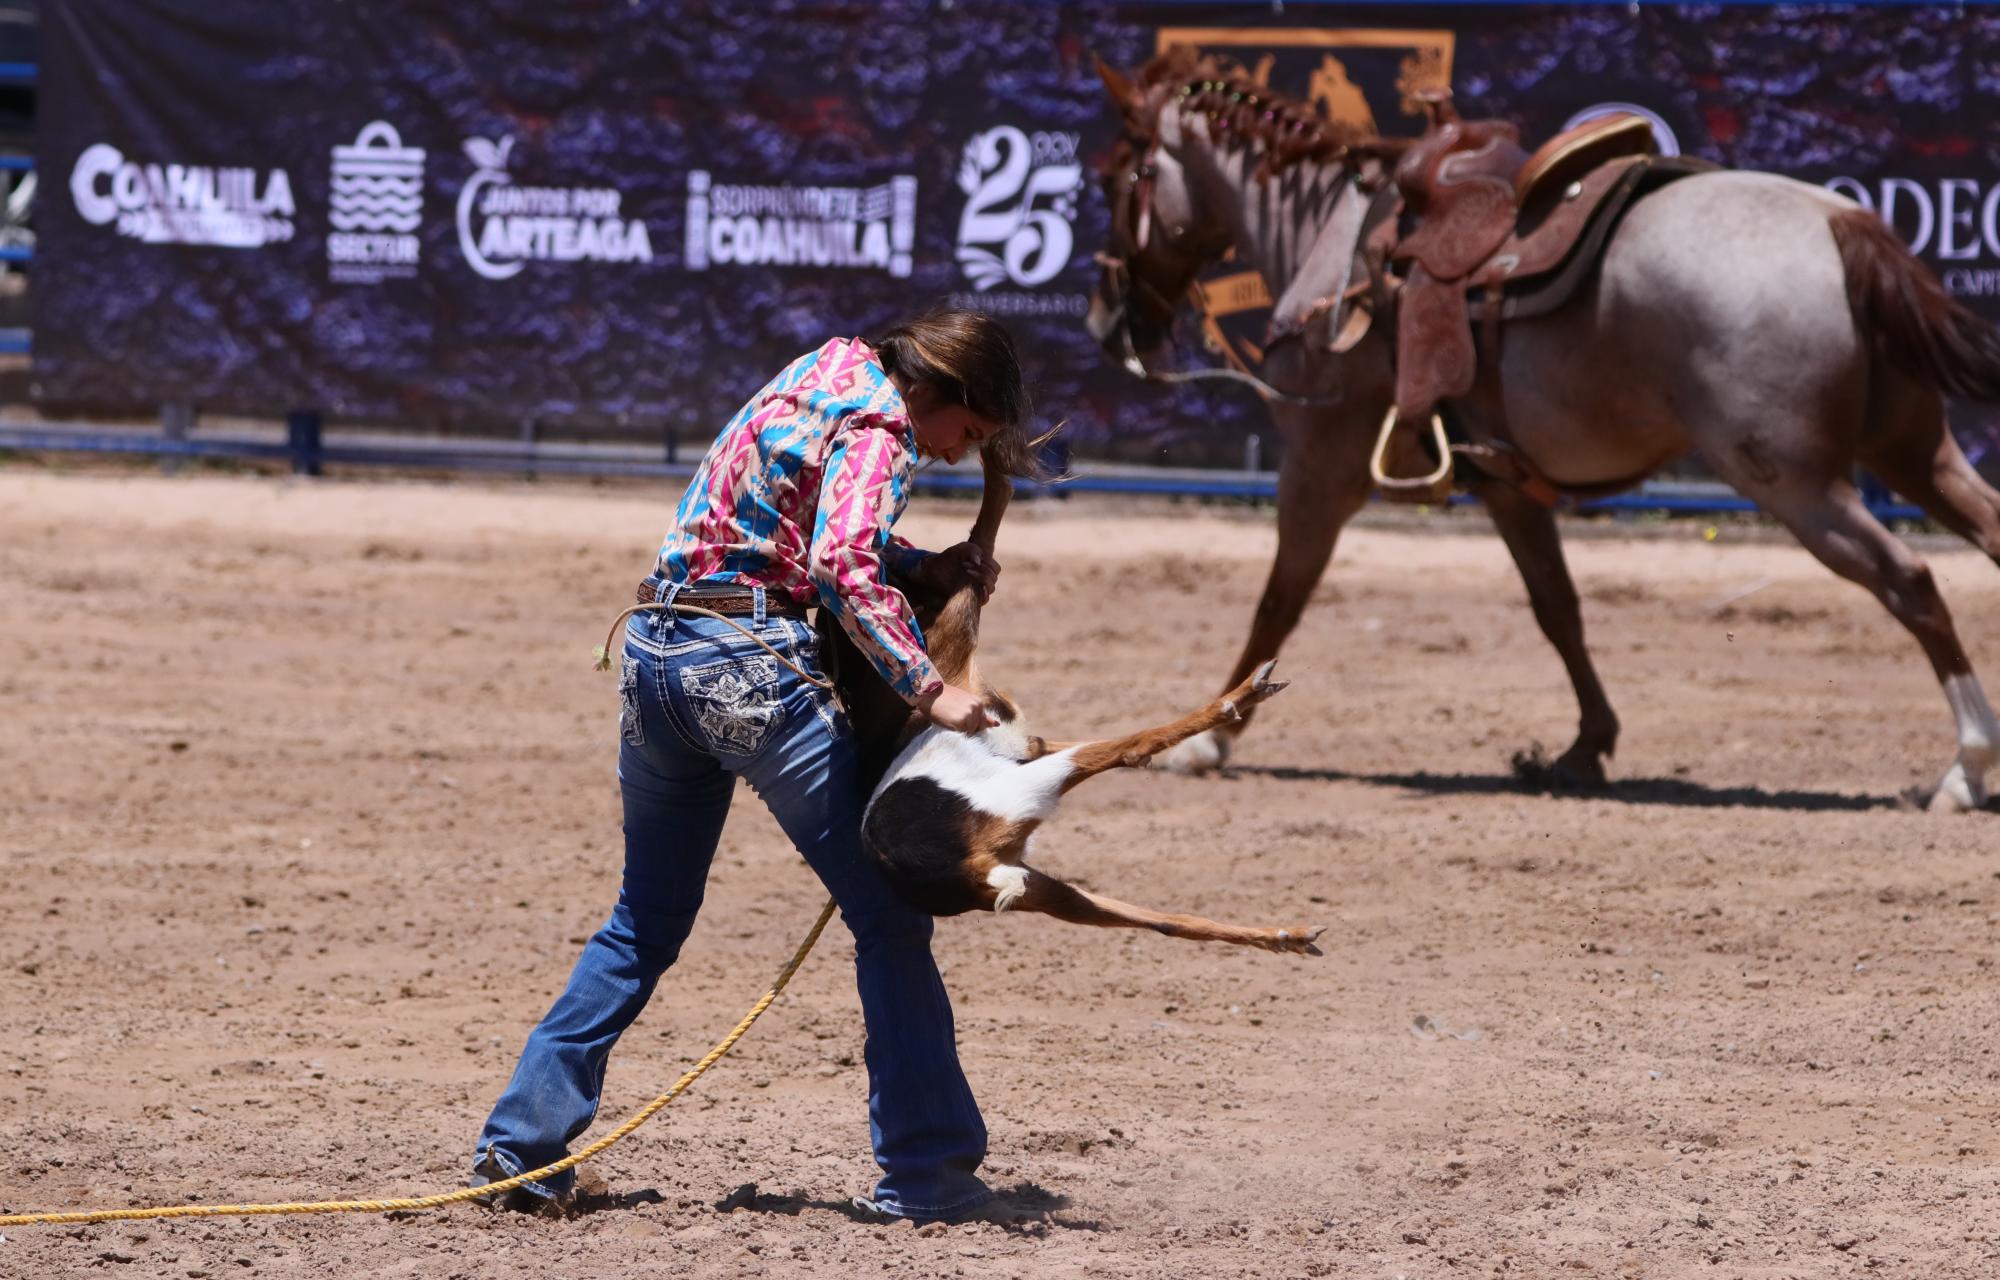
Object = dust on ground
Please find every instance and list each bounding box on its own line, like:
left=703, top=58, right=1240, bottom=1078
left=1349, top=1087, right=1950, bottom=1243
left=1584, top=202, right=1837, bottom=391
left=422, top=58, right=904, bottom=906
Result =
left=2, top=468, right=1997, bottom=1278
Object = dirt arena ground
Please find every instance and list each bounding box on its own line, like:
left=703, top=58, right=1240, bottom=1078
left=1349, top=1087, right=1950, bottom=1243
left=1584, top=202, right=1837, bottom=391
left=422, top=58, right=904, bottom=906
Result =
left=3, top=465, right=1998, bottom=1279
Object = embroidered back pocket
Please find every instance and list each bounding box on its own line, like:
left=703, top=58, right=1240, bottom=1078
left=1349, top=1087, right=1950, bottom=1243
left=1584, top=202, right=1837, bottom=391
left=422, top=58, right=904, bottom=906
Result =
left=678, top=654, right=785, bottom=756
left=619, top=655, right=645, bottom=747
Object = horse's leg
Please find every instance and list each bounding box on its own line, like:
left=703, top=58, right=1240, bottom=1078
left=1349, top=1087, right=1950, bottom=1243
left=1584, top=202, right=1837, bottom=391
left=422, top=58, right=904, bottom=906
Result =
left=1468, top=477, right=1620, bottom=785
left=1731, top=472, right=1996, bottom=811
left=1859, top=386, right=2000, bottom=565
left=1852, top=387, right=2000, bottom=811
left=1162, top=403, right=1375, bottom=774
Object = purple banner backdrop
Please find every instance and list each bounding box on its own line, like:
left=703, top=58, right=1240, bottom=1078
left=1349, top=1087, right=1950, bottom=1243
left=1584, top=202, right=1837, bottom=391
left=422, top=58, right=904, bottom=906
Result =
left=31, top=2, right=2000, bottom=474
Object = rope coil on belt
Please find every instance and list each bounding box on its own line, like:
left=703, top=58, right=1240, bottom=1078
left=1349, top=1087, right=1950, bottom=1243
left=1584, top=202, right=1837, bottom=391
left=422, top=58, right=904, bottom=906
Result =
left=0, top=600, right=842, bottom=1228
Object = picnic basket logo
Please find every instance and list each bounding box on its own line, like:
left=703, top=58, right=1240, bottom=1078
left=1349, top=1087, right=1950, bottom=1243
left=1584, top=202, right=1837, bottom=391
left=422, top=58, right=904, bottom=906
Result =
left=68, top=143, right=295, bottom=248
left=327, top=121, right=424, bottom=284
left=455, top=135, right=654, bottom=280
left=1152, top=26, right=1454, bottom=363
left=684, top=171, right=917, bottom=277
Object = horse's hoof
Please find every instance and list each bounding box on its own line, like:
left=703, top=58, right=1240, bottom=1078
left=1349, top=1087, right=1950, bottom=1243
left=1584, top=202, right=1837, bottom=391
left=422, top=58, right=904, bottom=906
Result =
left=1551, top=751, right=1609, bottom=790
left=1927, top=761, right=1987, bottom=814
left=1513, top=743, right=1607, bottom=791
left=1162, top=729, right=1230, bottom=775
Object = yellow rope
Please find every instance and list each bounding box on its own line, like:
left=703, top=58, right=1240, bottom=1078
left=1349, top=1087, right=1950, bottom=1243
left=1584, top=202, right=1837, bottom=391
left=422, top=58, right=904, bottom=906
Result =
left=0, top=897, right=838, bottom=1227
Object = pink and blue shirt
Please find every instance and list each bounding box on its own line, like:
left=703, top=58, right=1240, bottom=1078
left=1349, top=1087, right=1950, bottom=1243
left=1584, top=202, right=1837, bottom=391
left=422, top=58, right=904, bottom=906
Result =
left=656, top=338, right=941, bottom=703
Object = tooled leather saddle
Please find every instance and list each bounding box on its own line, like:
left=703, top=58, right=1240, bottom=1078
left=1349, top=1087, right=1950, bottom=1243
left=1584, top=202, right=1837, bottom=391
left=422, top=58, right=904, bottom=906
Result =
left=1374, top=93, right=1713, bottom=503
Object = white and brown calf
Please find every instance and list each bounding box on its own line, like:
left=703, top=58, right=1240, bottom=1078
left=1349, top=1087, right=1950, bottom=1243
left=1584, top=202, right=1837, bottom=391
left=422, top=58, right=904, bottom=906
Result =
left=822, top=457, right=1324, bottom=957
left=861, top=660, right=1322, bottom=954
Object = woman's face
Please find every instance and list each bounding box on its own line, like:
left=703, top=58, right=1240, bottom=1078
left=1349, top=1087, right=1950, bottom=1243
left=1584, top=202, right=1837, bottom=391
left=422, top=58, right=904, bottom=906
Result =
left=903, top=382, right=999, bottom=465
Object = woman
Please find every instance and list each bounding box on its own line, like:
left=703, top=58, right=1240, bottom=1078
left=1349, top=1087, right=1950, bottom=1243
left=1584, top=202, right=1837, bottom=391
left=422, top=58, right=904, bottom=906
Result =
left=471, top=310, right=1038, bottom=1224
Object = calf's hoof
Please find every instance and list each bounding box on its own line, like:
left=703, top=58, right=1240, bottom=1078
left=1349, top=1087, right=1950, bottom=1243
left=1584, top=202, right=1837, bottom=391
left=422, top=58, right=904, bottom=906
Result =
left=1228, top=660, right=1290, bottom=714
left=1264, top=924, right=1325, bottom=957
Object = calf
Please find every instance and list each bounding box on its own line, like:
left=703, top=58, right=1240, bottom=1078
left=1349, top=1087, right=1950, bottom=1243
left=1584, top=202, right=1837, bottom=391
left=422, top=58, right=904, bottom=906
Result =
left=821, top=459, right=1324, bottom=956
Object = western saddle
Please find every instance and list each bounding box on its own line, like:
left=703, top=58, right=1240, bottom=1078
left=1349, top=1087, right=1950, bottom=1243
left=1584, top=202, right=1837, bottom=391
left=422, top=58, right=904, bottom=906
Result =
left=1359, top=93, right=1711, bottom=503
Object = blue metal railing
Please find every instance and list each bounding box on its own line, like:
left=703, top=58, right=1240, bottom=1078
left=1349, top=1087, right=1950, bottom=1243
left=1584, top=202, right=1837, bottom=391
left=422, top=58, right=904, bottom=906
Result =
left=0, top=421, right=1933, bottom=523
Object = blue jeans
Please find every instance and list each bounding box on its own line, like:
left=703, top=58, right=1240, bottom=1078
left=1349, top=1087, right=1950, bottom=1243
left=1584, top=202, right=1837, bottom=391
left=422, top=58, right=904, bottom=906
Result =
left=473, top=597, right=990, bottom=1220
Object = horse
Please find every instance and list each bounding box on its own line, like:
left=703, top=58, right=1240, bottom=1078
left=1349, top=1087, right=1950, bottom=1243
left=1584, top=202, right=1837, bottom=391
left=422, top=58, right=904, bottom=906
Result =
left=1085, top=47, right=2000, bottom=813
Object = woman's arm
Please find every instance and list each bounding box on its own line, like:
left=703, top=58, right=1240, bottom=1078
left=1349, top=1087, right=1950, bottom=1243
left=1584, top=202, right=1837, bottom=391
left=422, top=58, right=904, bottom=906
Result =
left=808, top=420, right=943, bottom=705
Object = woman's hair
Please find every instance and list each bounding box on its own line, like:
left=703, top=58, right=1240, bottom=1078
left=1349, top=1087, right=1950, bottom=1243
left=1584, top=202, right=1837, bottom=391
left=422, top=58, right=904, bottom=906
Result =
left=871, top=308, right=1054, bottom=481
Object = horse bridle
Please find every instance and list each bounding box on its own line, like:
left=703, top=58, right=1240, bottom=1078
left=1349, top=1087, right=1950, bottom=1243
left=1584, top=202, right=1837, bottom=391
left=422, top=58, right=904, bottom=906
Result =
left=1093, top=86, right=1345, bottom=408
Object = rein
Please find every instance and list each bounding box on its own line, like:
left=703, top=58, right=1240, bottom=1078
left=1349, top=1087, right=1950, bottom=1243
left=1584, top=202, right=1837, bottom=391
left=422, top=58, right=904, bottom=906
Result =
left=1095, top=261, right=1345, bottom=406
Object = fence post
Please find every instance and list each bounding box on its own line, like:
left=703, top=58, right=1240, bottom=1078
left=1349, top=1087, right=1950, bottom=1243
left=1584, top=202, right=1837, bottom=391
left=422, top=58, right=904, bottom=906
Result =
left=160, top=401, right=195, bottom=475
left=287, top=409, right=322, bottom=476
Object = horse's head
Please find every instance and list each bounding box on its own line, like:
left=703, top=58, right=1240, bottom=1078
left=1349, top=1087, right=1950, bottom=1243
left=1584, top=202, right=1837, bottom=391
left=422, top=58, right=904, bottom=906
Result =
left=1085, top=53, right=1234, bottom=373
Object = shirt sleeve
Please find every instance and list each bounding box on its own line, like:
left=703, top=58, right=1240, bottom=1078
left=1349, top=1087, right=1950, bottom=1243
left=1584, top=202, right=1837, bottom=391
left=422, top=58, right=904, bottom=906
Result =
left=809, top=420, right=943, bottom=705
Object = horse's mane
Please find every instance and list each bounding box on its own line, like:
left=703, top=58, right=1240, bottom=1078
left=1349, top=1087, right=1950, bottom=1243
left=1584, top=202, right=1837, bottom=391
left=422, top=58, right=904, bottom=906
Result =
left=1132, top=46, right=1400, bottom=181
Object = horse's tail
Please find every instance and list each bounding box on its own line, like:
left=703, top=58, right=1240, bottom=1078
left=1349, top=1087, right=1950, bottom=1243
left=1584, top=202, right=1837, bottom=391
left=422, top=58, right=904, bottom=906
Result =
left=1833, top=206, right=2000, bottom=401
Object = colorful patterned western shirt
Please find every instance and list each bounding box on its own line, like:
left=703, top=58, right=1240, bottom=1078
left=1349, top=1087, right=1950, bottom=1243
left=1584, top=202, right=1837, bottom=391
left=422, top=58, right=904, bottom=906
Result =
left=655, top=337, right=941, bottom=703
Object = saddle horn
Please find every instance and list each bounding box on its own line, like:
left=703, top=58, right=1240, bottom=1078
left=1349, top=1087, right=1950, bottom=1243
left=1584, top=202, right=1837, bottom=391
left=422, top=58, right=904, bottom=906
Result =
left=1413, top=89, right=1460, bottom=127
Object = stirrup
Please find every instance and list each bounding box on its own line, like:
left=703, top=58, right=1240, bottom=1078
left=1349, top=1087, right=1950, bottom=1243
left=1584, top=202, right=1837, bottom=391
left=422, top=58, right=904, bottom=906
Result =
left=1369, top=406, right=1453, bottom=504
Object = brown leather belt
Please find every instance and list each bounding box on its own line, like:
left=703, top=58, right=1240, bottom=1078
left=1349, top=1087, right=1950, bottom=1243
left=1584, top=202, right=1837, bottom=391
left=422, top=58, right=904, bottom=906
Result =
left=634, top=578, right=810, bottom=618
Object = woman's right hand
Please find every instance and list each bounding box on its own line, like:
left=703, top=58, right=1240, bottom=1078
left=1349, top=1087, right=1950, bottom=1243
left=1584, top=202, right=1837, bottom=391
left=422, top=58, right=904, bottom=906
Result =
left=920, top=683, right=998, bottom=733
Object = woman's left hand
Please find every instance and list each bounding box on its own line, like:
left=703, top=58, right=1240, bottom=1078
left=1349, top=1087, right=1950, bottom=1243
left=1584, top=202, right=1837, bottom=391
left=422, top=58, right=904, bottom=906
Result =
left=914, top=542, right=1000, bottom=604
